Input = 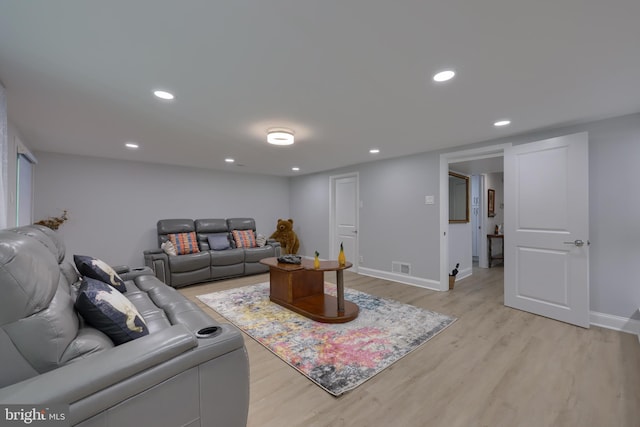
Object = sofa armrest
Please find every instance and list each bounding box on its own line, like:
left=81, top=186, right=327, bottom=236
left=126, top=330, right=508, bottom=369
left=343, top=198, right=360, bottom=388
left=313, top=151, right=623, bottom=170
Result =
left=0, top=325, right=196, bottom=406
left=267, top=239, right=281, bottom=248
left=120, top=266, right=154, bottom=281
left=0, top=323, right=247, bottom=425
left=112, top=265, right=130, bottom=274
left=144, top=249, right=170, bottom=285
left=267, top=240, right=282, bottom=257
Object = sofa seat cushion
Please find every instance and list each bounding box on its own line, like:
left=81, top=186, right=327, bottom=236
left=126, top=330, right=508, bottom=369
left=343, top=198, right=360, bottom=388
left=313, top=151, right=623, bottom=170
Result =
left=210, top=248, right=244, bottom=266
left=75, top=277, right=150, bottom=345
left=244, top=246, right=275, bottom=262
left=168, top=251, right=210, bottom=273
left=126, top=292, right=172, bottom=333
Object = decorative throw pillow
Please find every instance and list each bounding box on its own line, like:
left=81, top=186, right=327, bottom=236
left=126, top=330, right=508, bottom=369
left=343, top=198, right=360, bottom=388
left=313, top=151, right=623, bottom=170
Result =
left=207, top=233, right=230, bottom=251
left=256, top=234, right=267, bottom=247
left=74, top=255, right=127, bottom=293
left=161, top=240, right=177, bottom=256
left=168, top=232, right=200, bottom=255
left=232, top=229, right=257, bottom=248
left=75, top=277, right=149, bottom=345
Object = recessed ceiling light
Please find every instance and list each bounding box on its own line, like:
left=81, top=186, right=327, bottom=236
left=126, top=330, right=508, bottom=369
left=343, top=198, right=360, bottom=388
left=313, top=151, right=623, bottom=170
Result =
left=494, top=120, right=511, bottom=127
left=225, top=158, right=235, bottom=163
left=369, top=148, right=380, bottom=154
left=125, top=142, right=139, bottom=149
left=433, top=70, right=455, bottom=82
left=292, top=167, right=300, bottom=171
left=153, top=90, right=174, bottom=100
left=267, top=128, right=295, bottom=146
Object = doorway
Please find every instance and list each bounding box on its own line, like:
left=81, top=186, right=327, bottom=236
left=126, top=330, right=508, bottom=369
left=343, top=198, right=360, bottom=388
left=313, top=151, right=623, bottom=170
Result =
left=329, top=172, right=359, bottom=272
left=440, top=133, right=590, bottom=328
left=439, top=145, right=509, bottom=291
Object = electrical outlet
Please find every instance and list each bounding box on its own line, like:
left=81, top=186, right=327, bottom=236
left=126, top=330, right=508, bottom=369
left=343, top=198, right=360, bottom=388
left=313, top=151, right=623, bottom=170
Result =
left=359, top=255, right=364, bottom=263
left=425, top=195, right=434, bottom=205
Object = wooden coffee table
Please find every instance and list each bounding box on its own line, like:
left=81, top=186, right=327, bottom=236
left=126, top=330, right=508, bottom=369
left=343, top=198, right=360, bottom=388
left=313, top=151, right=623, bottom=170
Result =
left=259, top=257, right=358, bottom=323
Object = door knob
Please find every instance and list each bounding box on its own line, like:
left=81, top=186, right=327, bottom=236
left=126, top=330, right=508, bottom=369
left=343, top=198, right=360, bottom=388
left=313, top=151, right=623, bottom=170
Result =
left=563, top=239, right=589, bottom=247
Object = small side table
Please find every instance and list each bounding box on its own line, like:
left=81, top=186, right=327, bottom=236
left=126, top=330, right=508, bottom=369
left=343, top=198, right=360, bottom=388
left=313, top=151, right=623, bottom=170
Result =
left=487, top=234, right=504, bottom=268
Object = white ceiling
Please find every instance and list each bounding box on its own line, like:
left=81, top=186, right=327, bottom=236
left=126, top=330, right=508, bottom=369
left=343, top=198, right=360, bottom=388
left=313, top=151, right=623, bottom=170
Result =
left=1, top=1, right=639, bottom=176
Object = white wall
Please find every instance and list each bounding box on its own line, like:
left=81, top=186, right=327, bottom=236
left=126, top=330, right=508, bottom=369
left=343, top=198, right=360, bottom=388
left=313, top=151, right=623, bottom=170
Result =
left=485, top=172, right=504, bottom=245
left=448, top=223, right=472, bottom=280
left=33, top=152, right=290, bottom=267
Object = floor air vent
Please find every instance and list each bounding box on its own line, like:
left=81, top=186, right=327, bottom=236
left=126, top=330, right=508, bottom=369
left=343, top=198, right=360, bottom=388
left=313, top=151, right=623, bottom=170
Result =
left=392, top=262, right=411, bottom=275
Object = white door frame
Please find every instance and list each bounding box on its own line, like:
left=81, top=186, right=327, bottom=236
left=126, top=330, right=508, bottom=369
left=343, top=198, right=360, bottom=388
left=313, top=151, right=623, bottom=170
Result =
left=439, top=144, right=510, bottom=291
left=329, top=172, right=359, bottom=272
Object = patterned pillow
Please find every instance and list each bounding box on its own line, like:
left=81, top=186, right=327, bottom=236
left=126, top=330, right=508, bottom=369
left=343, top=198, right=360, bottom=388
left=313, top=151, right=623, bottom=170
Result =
left=161, top=240, right=177, bottom=256
left=74, top=255, right=127, bottom=293
left=75, top=277, right=149, bottom=345
left=232, top=229, right=257, bottom=248
left=168, top=232, right=200, bottom=255
left=208, top=233, right=231, bottom=251
left=256, top=234, right=267, bottom=247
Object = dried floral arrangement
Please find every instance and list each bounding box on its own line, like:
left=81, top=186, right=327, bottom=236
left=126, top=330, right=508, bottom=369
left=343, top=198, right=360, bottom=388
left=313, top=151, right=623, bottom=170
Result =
left=35, top=210, right=69, bottom=230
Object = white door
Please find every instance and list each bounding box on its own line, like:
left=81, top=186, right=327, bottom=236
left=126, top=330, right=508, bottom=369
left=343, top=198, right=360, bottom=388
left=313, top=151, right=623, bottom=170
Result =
left=504, top=132, right=589, bottom=327
left=331, top=174, right=358, bottom=270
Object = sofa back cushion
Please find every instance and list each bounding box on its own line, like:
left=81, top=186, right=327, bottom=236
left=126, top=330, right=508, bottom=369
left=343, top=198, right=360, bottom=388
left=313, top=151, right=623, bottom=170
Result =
left=226, top=218, right=256, bottom=232
left=0, top=231, right=59, bottom=325
left=195, top=219, right=229, bottom=251
left=157, top=219, right=195, bottom=246
left=0, top=227, right=117, bottom=387
left=9, top=224, right=66, bottom=264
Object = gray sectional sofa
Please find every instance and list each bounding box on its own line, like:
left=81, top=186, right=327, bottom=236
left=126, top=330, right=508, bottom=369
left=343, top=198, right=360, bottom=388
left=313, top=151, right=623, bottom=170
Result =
left=0, top=225, right=249, bottom=427
left=144, top=218, right=280, bottom=288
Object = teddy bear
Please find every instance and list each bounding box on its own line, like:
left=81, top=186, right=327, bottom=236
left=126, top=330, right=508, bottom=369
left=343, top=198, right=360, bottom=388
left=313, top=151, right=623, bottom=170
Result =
left=269, top=218, right=300, bottom=255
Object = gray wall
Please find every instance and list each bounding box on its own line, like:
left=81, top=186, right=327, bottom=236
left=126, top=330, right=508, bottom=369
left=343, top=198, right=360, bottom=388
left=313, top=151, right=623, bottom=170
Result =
left=290, top=152, right=442, bottom=281
left=290, top=113, right=640, bottom=320
left=31, top=112, right=640, bottom=321
left=33, top=152, right=290, bottom=267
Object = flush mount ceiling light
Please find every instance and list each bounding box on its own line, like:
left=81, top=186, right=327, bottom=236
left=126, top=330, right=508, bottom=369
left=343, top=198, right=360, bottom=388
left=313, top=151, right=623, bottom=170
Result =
left=494, top=119, right=511, bottom=127
left=225, top=158, right=235, bottom=163
left=153, top=90, right=174, bottom=100
left=267, top=128, right=295, bottom=146
left=125, top=142, right=139, bottom=149
left=291, top=167, right=300, bottom=171
left=369, top=148, right=380, bottom=154
left=433, top=70, right=455, bottom=82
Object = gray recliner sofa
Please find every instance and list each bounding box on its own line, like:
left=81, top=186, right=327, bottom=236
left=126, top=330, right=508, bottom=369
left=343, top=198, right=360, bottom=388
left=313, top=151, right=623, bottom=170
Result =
left=0, top=225, right=249, bottom=427
left=144, top=218, right=280, bottom=288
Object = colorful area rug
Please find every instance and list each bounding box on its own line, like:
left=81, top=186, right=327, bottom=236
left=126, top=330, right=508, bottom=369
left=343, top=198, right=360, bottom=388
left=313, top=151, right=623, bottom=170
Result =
left=197, top=282, right=456, bottom=396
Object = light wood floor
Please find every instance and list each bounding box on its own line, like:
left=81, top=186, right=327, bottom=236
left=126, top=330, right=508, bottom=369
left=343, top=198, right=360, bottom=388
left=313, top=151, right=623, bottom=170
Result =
left=179, top=266, right=640, bottom=427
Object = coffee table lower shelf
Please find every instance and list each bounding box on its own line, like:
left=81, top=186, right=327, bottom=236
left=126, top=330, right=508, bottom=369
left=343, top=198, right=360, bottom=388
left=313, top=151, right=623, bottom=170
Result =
left=270, top=294, right=359, bottom=323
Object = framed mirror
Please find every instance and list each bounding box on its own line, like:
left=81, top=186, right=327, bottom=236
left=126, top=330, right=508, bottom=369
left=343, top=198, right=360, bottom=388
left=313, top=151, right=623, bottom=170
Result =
left=449, top=172, right=469, bottom=223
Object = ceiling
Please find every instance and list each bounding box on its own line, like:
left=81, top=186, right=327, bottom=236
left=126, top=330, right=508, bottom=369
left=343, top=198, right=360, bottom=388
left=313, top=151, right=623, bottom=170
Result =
left=1, top=1, right=639, bottom=176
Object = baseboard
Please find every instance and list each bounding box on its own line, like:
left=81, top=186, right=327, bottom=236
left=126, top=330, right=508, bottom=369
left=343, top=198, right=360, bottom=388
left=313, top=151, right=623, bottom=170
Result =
left=357, top=269, right=640, bottom=335
left=357, top=267, right=442, bottom=291
left=456, top=267, right=472, bottom=282
left=589, top=311, right=640, bottom=336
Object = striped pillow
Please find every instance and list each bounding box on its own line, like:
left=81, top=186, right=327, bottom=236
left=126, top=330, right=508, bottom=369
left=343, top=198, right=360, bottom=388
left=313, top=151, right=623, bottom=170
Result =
left=168, top=232, right=200, bottom=255
left=232, top=229, right=257, bottom=248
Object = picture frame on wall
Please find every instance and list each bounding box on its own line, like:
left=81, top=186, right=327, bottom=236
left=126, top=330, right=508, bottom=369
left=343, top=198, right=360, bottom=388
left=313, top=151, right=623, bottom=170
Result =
left=488, top=189, right=496, bottom=217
